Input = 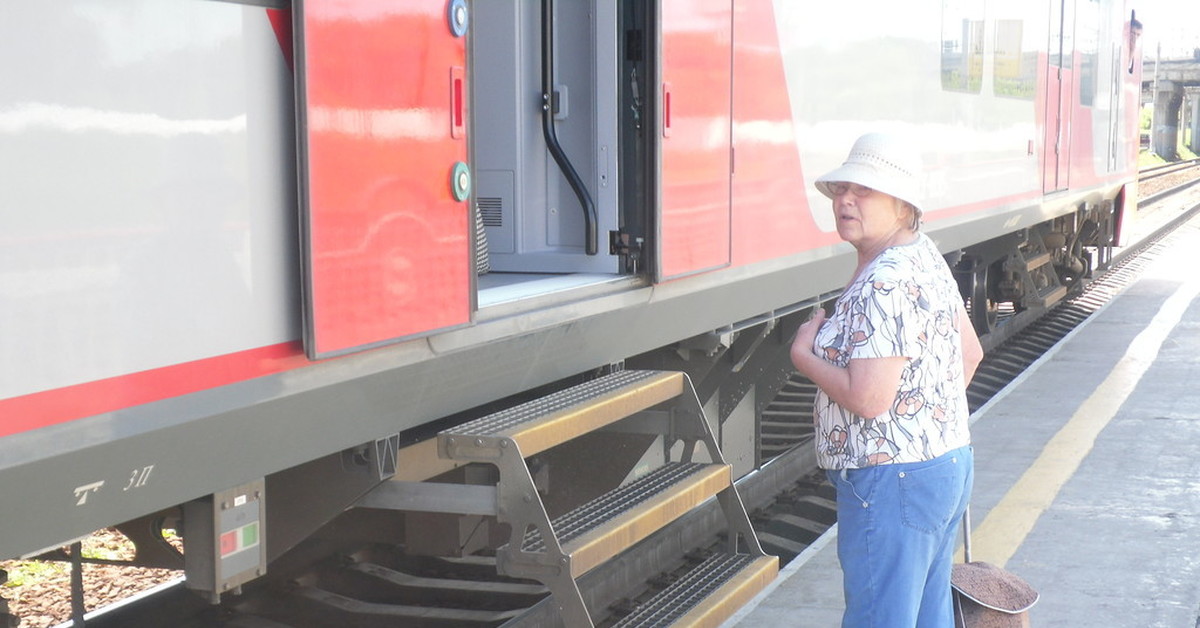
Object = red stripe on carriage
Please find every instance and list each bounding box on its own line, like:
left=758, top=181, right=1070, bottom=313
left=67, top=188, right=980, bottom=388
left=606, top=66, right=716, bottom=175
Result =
left=0, top=343, right=308, bottom=439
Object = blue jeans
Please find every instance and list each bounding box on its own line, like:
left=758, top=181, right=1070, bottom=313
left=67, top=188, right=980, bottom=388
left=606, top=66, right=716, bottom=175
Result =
left=827, top=446, right=973, bottom=628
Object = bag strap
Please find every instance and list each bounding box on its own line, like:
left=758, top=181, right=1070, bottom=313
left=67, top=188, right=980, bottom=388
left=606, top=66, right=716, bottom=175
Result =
left=961, top=505, right=973, bottom=564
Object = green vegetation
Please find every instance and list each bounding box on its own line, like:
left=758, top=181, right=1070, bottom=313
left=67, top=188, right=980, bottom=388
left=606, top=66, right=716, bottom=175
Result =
left=1138, top=105, right=1196, bottom=164
left=3, top=560, right=66, bottom=588
left=1139, top=150, right=1164, bottom=167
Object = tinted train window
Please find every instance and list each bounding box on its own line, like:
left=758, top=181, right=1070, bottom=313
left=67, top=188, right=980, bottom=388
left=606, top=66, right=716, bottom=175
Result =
left=941, top=0, right=985, bottom=93
left=1077, top=0, right=1100, bottom=107
left=994, top=20, right=1037, bottom=100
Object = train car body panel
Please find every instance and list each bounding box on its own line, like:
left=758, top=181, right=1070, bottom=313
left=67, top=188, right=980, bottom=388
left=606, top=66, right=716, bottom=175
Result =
left=0, top=1, right=300, bottom=434
left=765, top=0, right=1139, bottom=255
left=294, top=0, right=471, bottom=358
left=657, top=0, right=733, bottom=280
left=773, top=2, right=1047, bottom=233
left=730, top=0, right=839, bottom=267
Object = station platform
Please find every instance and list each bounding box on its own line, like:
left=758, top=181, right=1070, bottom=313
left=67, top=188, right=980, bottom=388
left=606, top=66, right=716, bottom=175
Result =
left=725, top=212, right=1200, bottom=627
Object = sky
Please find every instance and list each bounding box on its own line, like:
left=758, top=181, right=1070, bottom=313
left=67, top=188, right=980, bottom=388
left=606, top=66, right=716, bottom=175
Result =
left=1136, top=0, right=1200, bottom=58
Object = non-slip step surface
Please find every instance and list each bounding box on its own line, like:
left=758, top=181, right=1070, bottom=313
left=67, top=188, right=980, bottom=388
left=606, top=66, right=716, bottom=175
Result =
left=612, top=553, right=778, bottom=628
left=439, top=370, right=685, bottom=459
left=519, top=462, right=731, bottom=577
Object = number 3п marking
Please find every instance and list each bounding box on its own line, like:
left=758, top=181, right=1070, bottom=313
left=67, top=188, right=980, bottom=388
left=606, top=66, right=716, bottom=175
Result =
left=73, top=465, right=155, bottom=506
left=123, top=465, right=154, bottom=491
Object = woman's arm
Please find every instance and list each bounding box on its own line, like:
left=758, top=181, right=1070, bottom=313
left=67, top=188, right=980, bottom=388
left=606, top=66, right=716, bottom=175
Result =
left=790, top=309, right=908, bottom=418
left=958, top=304, right=983, bottom=384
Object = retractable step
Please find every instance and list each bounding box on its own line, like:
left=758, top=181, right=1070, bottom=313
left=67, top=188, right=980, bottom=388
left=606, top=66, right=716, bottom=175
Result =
left=612, top=553, right=778, bottom=628
left=1023, top=251, right=1052, bottom=272
left=521, top=462, right=731, bottom=577
left=440, top=370, right=685, bottom=461
left=1009, top=231, right=1069, bottom=310
left=1033, top=284, right=1068, bottom=308
left=411, top=369, right=772, bottom=627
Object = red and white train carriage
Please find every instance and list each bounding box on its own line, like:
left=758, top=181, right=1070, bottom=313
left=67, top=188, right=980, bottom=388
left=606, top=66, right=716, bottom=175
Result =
left=0, top=0, right=1142, bottom=624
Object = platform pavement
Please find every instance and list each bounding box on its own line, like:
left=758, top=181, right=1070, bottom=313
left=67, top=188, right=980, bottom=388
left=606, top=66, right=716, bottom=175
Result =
left=725, top=214, right=1200, bottom=627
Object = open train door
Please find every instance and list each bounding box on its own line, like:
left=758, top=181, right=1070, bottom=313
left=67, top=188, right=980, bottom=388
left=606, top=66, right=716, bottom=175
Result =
left=656, top=0, right=733, bottom=281
left=1044, top=0, right=1076, bottom=192
left=294, top=1, right=472, bottom=359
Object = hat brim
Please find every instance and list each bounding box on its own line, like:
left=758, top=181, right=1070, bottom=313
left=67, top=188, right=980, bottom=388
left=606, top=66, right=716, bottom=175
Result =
left=814, top=163, right=922, bottom=213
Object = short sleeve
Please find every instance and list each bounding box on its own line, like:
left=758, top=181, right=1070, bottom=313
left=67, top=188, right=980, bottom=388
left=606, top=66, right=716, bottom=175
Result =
left=846, top=269, right=922, bottom=361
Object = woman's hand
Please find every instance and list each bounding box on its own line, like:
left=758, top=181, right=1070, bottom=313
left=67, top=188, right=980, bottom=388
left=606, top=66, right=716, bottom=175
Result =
left=790, top=307, right=906, bottom=418
left=790, top=308, right=826, bottom=376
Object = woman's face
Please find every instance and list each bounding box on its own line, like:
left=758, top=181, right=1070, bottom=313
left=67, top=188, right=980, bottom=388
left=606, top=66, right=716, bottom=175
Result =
left=826, top=182, right=910, bottom=251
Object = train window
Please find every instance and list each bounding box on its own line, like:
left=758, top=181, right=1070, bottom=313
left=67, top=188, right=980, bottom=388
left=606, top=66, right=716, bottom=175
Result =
left=940, top=0, right=985, bottom=94
left=1048, top=0, right=1074, bottom=70
left=993, top=20, right=1037, bottom=100
left=1078, top=0, right=1100, bottom=107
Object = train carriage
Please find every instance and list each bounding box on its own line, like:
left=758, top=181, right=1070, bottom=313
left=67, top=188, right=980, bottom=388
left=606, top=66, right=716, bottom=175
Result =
left=0, top=0, right=1142, bottom=625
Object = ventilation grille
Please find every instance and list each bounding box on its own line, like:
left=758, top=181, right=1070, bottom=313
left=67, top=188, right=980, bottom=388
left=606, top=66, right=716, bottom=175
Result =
left=478, top=197, right=503, bottom=227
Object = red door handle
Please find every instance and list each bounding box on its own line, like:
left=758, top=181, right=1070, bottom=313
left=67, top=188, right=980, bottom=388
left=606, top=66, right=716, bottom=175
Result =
left=662, top=81, right=672, bottom=138
left=451, top=66, right=465, bottom=139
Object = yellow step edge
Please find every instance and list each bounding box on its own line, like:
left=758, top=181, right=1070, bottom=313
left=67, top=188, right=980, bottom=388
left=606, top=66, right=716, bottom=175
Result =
left=504, top=371, right=685, bottom=457
left=669, top=555, right=779, bottom=628
left=566, top=463, right=731, bottom=577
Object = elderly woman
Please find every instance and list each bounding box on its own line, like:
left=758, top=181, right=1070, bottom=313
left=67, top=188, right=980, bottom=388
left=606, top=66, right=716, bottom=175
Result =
left=791, top=133, right=984, bottom=627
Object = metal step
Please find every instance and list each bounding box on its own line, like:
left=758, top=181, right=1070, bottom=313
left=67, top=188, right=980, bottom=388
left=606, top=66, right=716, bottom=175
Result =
left=1024, top=250, right=1052, bottom=271
left=439, top=370, right=684, bottom=460
left=611, top=554, right=778, bottom=628
left=519, top=462, right=731, bottom=578
left=1035, top=284, right=1068, bottom=308
left=426, top=369, right=770, bottom=627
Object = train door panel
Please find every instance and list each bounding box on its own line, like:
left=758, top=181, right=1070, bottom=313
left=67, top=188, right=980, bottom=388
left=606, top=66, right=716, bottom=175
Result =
left=1110, top=8, right=1141, bottom=173
left=294, top=1, right=471, bottom=359
left=1044, top=0, right=1076, bottom=192
left=657, top=0, right=733, bottom=281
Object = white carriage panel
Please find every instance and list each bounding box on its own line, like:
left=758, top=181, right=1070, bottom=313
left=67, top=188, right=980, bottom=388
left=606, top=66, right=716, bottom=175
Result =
left=0, top=2, right=298, bottom=400
left=771, top=1, right=1045, bottom=232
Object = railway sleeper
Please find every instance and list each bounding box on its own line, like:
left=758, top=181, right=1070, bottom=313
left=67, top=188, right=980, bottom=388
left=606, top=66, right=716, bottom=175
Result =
left=354, top=369, right=778, bottom=627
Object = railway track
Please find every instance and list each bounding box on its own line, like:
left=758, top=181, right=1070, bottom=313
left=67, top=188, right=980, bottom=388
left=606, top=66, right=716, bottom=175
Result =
left=26, top=170, right=1200, bottom=628
left=1137, top=158, right=1200, bottom=184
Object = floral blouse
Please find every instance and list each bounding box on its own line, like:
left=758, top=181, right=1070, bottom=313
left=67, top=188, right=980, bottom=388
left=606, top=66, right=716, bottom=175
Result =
left=812, top=233, right=971, bottom=469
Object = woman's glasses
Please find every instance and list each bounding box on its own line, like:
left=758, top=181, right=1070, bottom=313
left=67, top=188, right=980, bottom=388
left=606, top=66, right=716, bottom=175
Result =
left=827, top=182, right=874, bottom=197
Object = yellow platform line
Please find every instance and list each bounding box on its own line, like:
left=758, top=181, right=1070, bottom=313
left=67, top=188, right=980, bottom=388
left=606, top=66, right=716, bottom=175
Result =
left=970, top=269, right=1200, bottom=567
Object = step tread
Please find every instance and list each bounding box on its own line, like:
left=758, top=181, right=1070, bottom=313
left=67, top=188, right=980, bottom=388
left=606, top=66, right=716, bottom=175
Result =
left=439, top=370, right=684, bottom=459
left=1037, top=284, right=1068, bottom=306
left=1024, top=250, right=1052, bottom=269
left=520, top=462, right=731, bottom=577
left=612, top=553, right=778, bottom=628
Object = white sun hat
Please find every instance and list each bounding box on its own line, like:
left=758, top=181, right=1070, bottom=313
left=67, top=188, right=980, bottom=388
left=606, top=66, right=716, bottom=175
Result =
left=814, top=132, right=925, bottom=213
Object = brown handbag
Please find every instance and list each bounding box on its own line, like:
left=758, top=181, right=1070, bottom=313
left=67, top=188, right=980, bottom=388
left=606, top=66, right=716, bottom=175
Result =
left=952, top=507, right=1039, bottom=628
